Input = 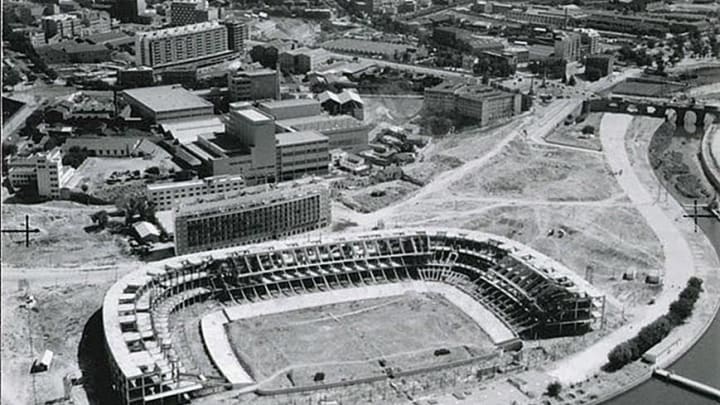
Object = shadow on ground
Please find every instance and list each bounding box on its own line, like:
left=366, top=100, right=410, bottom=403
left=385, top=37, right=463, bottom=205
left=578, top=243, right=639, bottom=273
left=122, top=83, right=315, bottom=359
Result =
left=77, top=308, right=118, bottom=405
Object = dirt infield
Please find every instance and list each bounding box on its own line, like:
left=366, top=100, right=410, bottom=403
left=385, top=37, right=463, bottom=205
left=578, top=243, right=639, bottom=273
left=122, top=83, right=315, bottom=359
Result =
left=225, top=291, right=496, bottom=390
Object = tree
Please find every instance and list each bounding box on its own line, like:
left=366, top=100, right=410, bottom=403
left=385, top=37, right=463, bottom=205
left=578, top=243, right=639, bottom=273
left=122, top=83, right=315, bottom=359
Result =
left=567, top=75, right=577, bottom=86
left=91, top=210, right=109, bottom=229
left=608, top=342, right=633, bottom=368
left=669, top=298, right=694, bottom=323
left=546, top=381, right=562, bottom=397
left=582, top=125, right=595, bottom=135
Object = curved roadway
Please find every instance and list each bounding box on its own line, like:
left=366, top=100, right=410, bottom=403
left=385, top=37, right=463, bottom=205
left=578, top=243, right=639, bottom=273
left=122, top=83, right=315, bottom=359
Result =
left=549, top=113, right=719, bottom=384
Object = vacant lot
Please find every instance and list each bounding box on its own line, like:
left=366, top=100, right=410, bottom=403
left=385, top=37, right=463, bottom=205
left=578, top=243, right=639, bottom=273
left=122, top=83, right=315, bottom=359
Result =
left=342, top=180, right=420, bottom=213
left=226, top=292, right=494, bottom=389
left=1, top=201, right=130, bottom=269
left=545, top=112, right=603, bottom=151
left=452, top=139, right=619, bottom=201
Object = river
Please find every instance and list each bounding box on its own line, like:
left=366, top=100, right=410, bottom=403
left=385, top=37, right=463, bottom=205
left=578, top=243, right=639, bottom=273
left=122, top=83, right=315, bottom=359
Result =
left=608, top=129, right=720, bottom=404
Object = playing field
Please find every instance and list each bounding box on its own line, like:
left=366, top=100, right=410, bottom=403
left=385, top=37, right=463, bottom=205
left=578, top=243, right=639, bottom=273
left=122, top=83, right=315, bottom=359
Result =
left=225, top=292, right=496, bottom=389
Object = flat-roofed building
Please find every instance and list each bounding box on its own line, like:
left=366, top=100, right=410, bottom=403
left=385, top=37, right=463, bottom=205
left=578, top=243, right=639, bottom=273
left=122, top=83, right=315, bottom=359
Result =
left=173, top=178, right=331, bottom=254
left=7, top=149, right=74, bottom=199
left=221, top=18, right=249, bottom=53
left=227, top=68, right=280, bottom=102
left=276, top=131, right=329, bottom=181
left=146, top=174, right=245, bottom=210
left=224, top=107, right=277, bottom=183
left=257, top=98, right=322, bottom=120
left=425, top=81, right=521, bottom=127
left=41, top=14, right=81, bottom=41
left=276, top=114, right=369, bottom=153
left=121, top=85, right=214, bottom=122
left=554, top=31, right=581, bottom=62
left=135, top=21, right=228, bottom=68
left=278, top=47, right=333, bottom=74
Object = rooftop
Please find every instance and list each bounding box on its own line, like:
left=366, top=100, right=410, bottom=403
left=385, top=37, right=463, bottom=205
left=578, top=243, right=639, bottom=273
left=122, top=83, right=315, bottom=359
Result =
left=122, top=85, right=213, bottom=113
left=317, top=89, right=363, bottom=105
left=276, top=130, right=328, bottom=146
left=159, top=115, right=225, bottom=145
left=231, top=107, right=273, bottom=123
left=137, top=21, right=224, bottom=40
left=277, top=114, right=367, bottom=132
left=258, top=98, right=320, bottom=110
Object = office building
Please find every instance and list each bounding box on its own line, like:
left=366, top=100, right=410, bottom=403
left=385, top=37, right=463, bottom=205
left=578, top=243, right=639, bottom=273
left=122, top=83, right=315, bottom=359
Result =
left=113, top=0, right=146, bottom=22
left=221, top=18, right=249, bottom=52
left=257, top=98, right=322, bottom=121
left=228, top=69, right=280, bottom=102
left=425, top=81, right=522, bottom=127
left=121, top=85, right=214, bottom=122
left=278, top=47, right=333, bottom=74
left=41, top=14, right=81, bottom=41
left=170, top=0, right=209, bottom=26
left=173, top=179, right=331, bottom=255
left=146, top=174, right=245, bottom=210
left=575, top=28, right=600, bottom=56
left=554, top=31, right=581, bottom=62
left=276, top=131, right=329, bottom=181
left=135, top=21, right=228, bottom=68
left=7, top=149, right=74, bottom=199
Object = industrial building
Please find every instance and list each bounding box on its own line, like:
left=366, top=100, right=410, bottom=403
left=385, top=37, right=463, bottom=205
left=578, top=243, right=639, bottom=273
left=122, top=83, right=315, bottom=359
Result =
left=276, top=114, right=369, bottom=153
left=7, top=149, right=74, bottom=199
left=173, top=179, right=331, bottom=254
left=257, top=98, right=322, bottom=120
left=317, top=89, right=364, bottom=121
left=276, top=131, right=330, bottom=181
left=227, top=69, right=280, bottom=102
left=135, top=21, right=229, bottom=68
left=121, top=85, right=215, bottom=122
left=117, top=67, right=155, bottom=88
left=424, top=81, right=522, bottom=127
left=146, top=174, right=246, bottom=210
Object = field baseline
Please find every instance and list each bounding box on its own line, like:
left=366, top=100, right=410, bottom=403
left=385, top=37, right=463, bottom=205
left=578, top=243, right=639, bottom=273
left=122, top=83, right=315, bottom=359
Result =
left=201, top=281, right=517, bottom=386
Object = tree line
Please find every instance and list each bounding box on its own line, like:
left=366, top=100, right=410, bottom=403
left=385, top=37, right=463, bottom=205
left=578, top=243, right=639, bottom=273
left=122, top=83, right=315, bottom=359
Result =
left=607, top=277, right=704, bottom=370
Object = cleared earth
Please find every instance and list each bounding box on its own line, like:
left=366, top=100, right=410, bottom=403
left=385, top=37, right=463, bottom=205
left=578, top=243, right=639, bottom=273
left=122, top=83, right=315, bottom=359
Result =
left=225, top=292, right=496, bottom=390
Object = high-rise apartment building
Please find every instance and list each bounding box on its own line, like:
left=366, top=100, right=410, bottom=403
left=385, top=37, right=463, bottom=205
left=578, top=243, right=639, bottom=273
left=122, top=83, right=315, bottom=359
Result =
left=554, top=31, right=581, bottom=62
left=135, top=21, right=228, bottom=68
left=173, top=179, right=331, bottom=255
left=221, top=18, right=249, bottom=52
left=41, top=14, right=81, bottom=41
left=170, top=0, right=209, bottom=26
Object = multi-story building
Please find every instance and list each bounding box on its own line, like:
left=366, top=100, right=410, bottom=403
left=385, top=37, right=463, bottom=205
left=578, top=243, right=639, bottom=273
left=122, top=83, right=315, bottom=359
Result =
left=278, top=47, right=333, bottom=74
left=135, top=21, right=228, bottom=68
left=121, top=85, right=215, bottom=122
left=41, top=14, right=81, bottom=41
left=113, top=0, right=146, bottom=23
left=146, top=174, right=245, bottom=210
left=118, top=67, right=155, bottom=88
left=276, top=114, right=370, bottom=153
left=257, top=98, right=322, bottom=121
left=575, top=28, right=600, bottom=57
left=554, top=31, right=581, bottom=62
left=276, top=131, right=329, bottom=181
left=73, top=9, right=112, bottom=36
left=221, top=18, right=249, bottom=53
left=7, top=149, right=74, bottom=199
left=582, top=12, right=710, bottom=36
left=173, top=179, right=331, bottom=255
left=424, top=81, right=522, bottom=127
left=585, top=55, right=614, bottom=80
left=170, top=0, right=209, bottom=26
left=227, top=68, right=280, bottom=102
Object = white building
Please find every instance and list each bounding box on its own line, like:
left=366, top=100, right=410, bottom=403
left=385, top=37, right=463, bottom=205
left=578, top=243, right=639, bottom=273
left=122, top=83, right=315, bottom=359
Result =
left=146, top=174, right=246, bottom=210
left=135, top=21, right=228, bottom=68
left=7, top=149, right=74, bottom=199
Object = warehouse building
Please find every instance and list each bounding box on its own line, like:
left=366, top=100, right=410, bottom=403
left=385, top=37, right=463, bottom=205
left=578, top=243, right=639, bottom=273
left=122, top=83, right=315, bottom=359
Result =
left=121, top=85, right=215, bottom=122
left=173, top=179, right=331, bottom=254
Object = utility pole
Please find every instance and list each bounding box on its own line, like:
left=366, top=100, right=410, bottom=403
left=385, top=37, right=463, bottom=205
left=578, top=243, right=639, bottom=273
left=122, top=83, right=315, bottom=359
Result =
left=1, top=215, right=40, bottom=247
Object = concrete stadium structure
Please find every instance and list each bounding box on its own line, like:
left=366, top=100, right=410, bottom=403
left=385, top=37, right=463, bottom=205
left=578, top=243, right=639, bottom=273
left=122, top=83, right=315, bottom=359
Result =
left=103, top=228, right=605, bottom=404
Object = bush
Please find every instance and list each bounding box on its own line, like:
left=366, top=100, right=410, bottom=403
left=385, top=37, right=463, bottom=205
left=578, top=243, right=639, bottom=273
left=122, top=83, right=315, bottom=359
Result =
left=546, top=381, right=562, bottom=397
left=581, top=125, right=595, bottom=135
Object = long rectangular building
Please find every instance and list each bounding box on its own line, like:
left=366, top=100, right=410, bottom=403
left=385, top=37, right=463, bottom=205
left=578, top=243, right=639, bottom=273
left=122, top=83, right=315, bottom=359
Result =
left=174, top=179, right=331, bottom=255
left=146, top=174, right=246, bottom=210
left=136, top=21, right=228, bottom=68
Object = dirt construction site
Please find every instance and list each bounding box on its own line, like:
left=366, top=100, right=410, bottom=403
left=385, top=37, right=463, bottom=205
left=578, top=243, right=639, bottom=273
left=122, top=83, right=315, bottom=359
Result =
left=225, top=292, right=495, bottom=390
